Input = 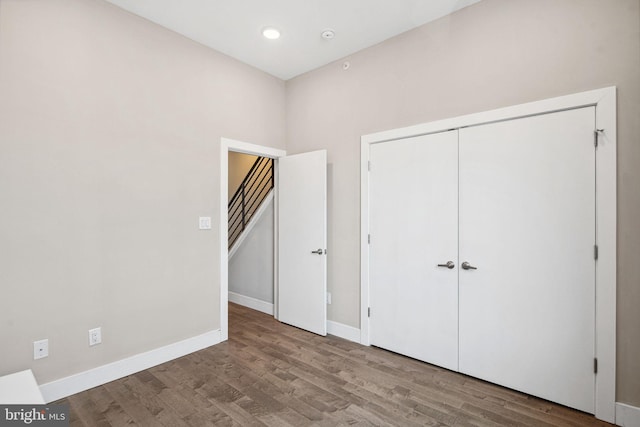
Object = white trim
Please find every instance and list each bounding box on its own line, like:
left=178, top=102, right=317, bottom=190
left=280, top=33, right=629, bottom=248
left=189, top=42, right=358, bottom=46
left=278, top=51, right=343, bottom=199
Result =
left=39, top=330, right=221, bottom=403
left=360, top=87, right=616, bottom=423
left=327, top=320, right=361, bottom=343
left=594, top=89, right=617, bottom=423
left=228, top=292, right=274, bottom=315
left=228, top=191, right=274, bottom=260
left=360, top=141, right=371, bottom=346
left=361, top=87, right=614, bottom=144
left=616, top=402, right=640, bottom=427
left=273, top=163, right=280, bottom=321
left=220, top=138, right=286, bottom=340
left=221, top=138, right=287, bottom=159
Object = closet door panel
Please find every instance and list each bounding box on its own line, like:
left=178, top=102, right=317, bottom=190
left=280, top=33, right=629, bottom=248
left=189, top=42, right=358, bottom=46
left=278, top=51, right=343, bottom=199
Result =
left=458, top=108, right=596, bottom=413
left=369, top=131, right=459, bottom=371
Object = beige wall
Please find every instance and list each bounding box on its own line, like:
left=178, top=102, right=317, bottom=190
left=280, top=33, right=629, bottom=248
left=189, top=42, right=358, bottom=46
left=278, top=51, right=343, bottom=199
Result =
left=285, top=0, right=640, bottom=405
left=229, top=197, right=274, bottom=304
left=0, top=0, right=285, bottom=384
left=228, top=152, right=259, bottom=201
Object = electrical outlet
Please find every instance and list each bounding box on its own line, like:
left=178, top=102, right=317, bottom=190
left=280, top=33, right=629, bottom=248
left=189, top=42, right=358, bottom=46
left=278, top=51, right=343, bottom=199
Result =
left=89, top=327, right=102, bottom=346
left=33, top=339, right=48, bottom=360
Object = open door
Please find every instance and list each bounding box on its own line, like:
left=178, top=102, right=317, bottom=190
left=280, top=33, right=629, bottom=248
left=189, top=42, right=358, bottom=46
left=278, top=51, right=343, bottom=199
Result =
left=278, top=150, right=327, bottom=336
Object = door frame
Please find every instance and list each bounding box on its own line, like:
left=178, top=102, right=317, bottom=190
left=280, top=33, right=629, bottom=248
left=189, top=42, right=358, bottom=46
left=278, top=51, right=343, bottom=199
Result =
left=219, top=138, right=286, bottom=341
left=360, top=87, right=616, bottom=422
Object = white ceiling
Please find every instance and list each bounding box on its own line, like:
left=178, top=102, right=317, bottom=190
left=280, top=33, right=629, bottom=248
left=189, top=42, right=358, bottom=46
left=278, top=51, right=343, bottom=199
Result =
left=104, top=0, right=481, bottom=80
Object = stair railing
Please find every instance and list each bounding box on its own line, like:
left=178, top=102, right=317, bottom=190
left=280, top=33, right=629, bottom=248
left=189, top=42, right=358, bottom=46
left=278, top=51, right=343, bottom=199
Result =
left=228, top=156, right=274, bottom=249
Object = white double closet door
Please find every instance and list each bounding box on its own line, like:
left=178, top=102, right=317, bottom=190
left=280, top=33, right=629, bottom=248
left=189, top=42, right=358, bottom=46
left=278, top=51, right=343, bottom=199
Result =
left=369, top=107, right=596, bottom=413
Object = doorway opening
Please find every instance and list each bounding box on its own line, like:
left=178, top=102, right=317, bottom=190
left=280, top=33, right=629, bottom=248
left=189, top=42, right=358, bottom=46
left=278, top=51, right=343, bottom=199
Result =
left=228, top=152, right=275, bottom=314
left=219, top=138, right=286, bottom=341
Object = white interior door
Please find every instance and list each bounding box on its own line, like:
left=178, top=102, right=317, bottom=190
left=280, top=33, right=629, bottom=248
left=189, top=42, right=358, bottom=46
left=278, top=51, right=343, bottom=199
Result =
left=458, top=107, right=596, bottom=413
left=369, top=131, right=459, bottom=370
left=278, top=150, right=327, bottom=336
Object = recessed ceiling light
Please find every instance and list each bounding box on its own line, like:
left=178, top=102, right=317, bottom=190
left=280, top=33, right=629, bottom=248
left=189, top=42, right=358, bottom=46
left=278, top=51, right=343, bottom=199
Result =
left=321, top=29, right=335, bottom=40
left=262, top=27, right=281, bottom=40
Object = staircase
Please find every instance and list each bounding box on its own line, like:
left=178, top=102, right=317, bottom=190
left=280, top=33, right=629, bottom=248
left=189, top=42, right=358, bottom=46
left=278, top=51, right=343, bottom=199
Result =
left=228, top=156, right=274, bottom=249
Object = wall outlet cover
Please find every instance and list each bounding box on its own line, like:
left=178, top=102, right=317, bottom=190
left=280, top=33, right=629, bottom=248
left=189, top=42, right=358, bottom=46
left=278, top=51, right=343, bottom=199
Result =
left=89, top=327, right=102, bottom=346
left=34, top=339, right=49, bottom=360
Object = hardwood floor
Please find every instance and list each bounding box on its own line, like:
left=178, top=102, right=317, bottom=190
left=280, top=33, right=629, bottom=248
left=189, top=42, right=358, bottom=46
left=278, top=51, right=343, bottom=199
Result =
left=59, top=303, right=612, bottom=426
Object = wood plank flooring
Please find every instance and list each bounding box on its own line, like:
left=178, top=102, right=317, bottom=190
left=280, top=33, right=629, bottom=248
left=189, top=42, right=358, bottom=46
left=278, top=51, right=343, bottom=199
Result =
left=58, top=303, right=613, bottom=426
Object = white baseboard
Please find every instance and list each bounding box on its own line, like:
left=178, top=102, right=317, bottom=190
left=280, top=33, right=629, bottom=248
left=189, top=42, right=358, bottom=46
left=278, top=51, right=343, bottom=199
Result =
left=327, top=320, right=361, bottom=343
left=616, top=402, right=640, bottom=427
left=39, top=329, right=221, bottom=403
left=228, top=292, right=274, bottom=315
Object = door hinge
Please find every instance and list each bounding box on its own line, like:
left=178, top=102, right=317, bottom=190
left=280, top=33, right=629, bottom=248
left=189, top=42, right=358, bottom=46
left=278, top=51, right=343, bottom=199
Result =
left=368, top=234, right=371, bottom=244
left=368, top=307, right=371, bottom=317
left=594, top=129, right=604, bottom=148
left=594, top=358, right=598, bottom=374
left=594, top=244, right=599, bottom=260
left=368, top=161, right=371, bottom=171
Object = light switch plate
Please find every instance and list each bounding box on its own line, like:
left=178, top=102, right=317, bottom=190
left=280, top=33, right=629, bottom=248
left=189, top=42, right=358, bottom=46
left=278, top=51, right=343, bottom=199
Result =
left=199, top=216, right=212, bottom=230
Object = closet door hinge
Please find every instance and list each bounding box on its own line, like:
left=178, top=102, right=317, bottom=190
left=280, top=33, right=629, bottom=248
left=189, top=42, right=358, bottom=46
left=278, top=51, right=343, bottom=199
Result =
left=594, top=358, right=598, bottom=374
left=368, top=307, right=371, bottom=318
left=368, top=234, right=371, bottom=244
left=594, top=129, right=604, bottom=147
left=368, top=161, right=371, bottom=171
left=594, top=244, right=599, bottom=260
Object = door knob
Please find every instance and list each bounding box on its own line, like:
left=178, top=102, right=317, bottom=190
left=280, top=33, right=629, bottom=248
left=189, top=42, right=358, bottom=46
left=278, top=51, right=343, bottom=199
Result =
left=311, top=249, right=324, bottom=255
left=437, top=261, right=455, bottom=269
left=461, top=261, right=477, bottom=270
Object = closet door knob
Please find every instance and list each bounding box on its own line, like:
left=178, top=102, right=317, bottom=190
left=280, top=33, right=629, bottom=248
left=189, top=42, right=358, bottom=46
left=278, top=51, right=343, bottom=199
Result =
left=437, top=261, right=455, bottom=269
left=461, top=262, right=477, bottom=270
